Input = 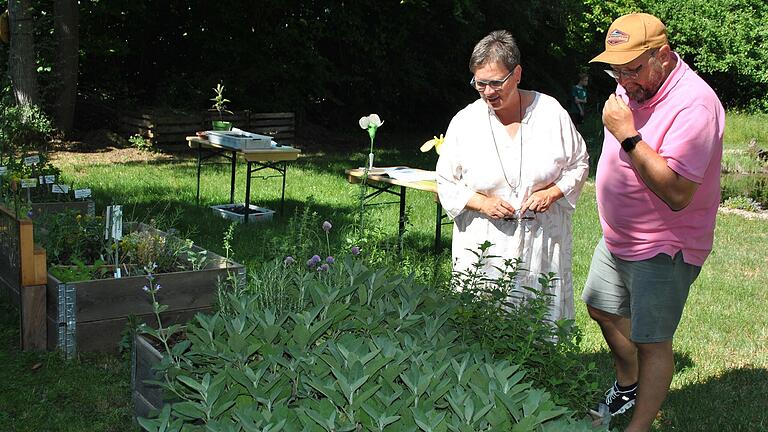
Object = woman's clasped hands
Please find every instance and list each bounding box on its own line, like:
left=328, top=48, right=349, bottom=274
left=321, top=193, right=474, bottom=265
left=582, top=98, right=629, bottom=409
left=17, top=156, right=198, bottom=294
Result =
left=482, top=195, right=517, bottom=220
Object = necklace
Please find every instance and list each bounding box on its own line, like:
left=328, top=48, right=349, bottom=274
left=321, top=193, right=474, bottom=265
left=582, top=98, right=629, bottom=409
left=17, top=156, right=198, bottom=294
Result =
left=489, top=90, right=524, bottom=193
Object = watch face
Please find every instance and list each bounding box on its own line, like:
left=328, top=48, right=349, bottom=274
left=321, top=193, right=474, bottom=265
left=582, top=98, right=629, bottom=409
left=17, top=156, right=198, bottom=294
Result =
left=622, top=135, right=641, bottom=152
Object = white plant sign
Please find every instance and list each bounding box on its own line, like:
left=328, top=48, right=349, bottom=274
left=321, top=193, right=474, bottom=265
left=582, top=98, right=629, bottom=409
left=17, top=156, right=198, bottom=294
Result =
left=74, top=188, right=92, bottom=199
left=24, top=155, right=41, bottom=166
left=105, top=205, right=123, bottom=279
left=52, top=184, right=70, bottom=194
left=105, top=205, right=123, bottom=240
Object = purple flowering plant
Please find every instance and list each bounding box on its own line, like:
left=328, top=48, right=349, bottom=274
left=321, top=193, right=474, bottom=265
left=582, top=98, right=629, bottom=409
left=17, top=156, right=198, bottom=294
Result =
left=138, top=263, right=182, bottom=367
left=279, top=218, right=363, bottom=277
left=307, top=254, right=322, bottom=269
left=322, top=220, right=332, bottom=258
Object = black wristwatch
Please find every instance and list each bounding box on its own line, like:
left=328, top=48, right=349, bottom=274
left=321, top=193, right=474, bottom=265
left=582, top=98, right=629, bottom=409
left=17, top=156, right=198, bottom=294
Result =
left=621, top=134, right=642, bottom=153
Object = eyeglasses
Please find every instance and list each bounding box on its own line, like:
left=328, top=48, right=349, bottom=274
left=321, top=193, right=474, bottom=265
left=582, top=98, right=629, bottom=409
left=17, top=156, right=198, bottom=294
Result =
left=470, top=71, right=514, bottom=91
left=604, top=50, right=657, bottom=81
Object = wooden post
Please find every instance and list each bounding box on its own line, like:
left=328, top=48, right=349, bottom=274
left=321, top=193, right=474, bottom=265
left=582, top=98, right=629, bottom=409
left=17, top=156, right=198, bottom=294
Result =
left=21, top=284, right=46, bottom=351
left=19, top=218, right=47, bottom=351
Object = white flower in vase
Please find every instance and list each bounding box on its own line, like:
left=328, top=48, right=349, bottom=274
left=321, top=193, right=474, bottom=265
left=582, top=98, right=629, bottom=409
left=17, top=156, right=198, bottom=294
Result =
left=359, top=113, right=384, bottom=169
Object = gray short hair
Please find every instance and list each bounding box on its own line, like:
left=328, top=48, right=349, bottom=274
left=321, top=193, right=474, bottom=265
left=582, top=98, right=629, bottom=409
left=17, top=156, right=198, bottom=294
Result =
left=469, top=30, right=521, bottom=73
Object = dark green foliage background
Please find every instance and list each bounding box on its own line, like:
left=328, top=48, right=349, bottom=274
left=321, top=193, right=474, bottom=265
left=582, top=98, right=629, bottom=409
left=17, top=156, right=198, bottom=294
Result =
left=6, top=0, right=768, bottom=133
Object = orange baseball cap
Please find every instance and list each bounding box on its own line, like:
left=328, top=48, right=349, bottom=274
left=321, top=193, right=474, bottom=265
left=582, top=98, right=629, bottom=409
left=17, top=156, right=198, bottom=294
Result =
left=590, top=13, right=668, bottom=65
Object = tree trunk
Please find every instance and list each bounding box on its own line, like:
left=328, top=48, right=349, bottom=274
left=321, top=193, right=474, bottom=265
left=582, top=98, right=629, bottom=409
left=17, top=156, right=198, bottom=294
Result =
left=54, top=0, right=79, bottom=133
left=7, top=0, right=39, bottom=107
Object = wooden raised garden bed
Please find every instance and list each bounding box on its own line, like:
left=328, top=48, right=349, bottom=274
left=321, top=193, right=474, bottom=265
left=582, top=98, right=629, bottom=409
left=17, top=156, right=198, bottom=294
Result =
left=0, top=204, right=48, bottom=351
left=45, top=224, right=245, bottom=355
left=132, top=334, right=165, bottom=419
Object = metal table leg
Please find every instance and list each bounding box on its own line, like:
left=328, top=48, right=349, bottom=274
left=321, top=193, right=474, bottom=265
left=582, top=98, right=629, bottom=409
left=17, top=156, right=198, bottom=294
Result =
left=244, top=161, right=253, bottom=224
left=229, top=151, right=237, bottom=204
left=434, top=202, right=443, bottom=253
left=398, top=186, right=407, bottom=252
left=196, top=145, right=202, bottom=205
left=280, top=162, right=287, bottom=214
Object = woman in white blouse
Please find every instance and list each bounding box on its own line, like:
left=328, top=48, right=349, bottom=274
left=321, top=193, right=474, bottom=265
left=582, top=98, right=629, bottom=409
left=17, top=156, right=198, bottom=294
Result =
left=436, top=30, right=589, bottom=323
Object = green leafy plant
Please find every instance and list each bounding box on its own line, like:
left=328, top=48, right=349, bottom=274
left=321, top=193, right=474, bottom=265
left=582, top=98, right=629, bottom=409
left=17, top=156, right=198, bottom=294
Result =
left=451, top=241, right=601, bottom=411
left=35, top=210, right=208, bottom=278
left=119, top=314, right=142, bottom=361
left=210, top=82, right=233, bottom=121
left=136, top=233, right=605, bottom=430
left=120, top=228, right=207, bottom=275
left=722, top=195, right=762, bottom=212
left=138, top=266, right=184, bottom=369
left=36, top=210, right=107, bottom=265
left=129, top=133, right=154, bottom=152
left=49, top=258, right=110, bottom=283
left=0, top=102, right=54, bottom=157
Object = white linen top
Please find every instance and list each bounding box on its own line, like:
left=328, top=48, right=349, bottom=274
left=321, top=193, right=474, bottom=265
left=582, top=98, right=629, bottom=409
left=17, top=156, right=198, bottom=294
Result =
left=436, top=92, right=589, bottom=321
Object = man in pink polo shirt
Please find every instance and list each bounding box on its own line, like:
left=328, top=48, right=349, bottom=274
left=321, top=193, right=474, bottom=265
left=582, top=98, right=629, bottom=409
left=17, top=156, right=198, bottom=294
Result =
left=582, top=13, right=724, bottom=431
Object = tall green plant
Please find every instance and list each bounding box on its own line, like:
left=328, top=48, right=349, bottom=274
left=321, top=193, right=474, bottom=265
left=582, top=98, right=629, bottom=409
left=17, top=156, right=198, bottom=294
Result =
left=0, top=101, right=54, bottom=159
left=137, top=244, right=606, bottom=430
left=451, top=242, right=600, bottom=411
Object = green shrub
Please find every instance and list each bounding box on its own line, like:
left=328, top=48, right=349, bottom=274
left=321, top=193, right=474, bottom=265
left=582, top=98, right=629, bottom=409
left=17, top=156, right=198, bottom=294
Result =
left=49, top=258, right=111, bottom=283
left=722, top=195, right=762, bottom=212
left=721, top=174, right=768, bottom=210
left=129, top=133, right=154, bottom=152
left=0, top=102, right=54, bottom=158
left=35, top=211, right=208, bottom=278
left=36, top=210, right=107, bottom=265
left=721, top=150, right=767, bottom=175
left=138, top=250, right=606, bottom=431
left=450, top=242, right=600, bottom=412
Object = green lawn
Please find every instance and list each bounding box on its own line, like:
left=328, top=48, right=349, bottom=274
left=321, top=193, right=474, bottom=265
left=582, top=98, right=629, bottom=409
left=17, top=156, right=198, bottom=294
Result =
left=0, top=113, right=766, bottom=431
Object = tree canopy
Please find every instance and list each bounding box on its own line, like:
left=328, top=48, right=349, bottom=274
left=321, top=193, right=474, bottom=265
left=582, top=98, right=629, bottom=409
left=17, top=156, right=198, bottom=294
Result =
left=2, top=0, right=766, bottom=134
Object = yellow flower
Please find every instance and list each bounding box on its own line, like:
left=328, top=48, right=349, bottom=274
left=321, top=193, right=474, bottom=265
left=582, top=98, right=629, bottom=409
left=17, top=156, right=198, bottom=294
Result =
left=420, top=134, right=445, bottom=155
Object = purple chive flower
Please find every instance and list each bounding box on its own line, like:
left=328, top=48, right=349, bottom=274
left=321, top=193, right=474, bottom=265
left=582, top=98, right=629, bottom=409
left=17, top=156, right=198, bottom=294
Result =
left=284, top=256, right=295, bottom=265
left=27, top=210, right=34, bottom=219
left=319, top=263, right=330, bottom=272
left=351, top=246, right=361, bottom=255
left=307, top=255, right=322, bottom=268
left=322, top=221, right=332, bottom=232
left=326, top=256, right=335, bottom=264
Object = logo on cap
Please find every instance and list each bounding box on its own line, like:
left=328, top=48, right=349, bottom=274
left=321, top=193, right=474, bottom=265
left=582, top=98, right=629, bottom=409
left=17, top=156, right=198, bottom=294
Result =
left=606, top=29, right=630, bottom=46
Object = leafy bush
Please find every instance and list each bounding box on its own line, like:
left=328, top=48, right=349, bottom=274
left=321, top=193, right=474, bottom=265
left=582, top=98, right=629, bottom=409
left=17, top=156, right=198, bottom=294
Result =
left=649, top=0, right=768, bottom=110
left=0, top=102, right=54, bottom=157
left=49, top=258, right=111, bottom=283
left=129, top=133, right=154, bottom=152
left=36, top=210, right=107, bottom=265
left=721, top=150, right=766, bottom=175
left=120, top=229, right=201, bottom=273
left=722, top=195, right=762, bottom=212
left=138, top=249, right=605, bottom=431
left=721, top=174, right=768, bottom=210
left=35, top=211, right=208, bottom=278
left=451, top=242, right=600, bottom=412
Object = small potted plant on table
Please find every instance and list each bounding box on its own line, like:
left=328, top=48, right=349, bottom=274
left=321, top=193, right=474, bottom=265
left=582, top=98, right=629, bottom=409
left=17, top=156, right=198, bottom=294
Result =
left=209, top=82, right=234, bottom=131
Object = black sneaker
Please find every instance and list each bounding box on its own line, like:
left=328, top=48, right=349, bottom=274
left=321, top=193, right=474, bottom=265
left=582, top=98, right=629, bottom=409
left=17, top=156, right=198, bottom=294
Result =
left=602, top=381, right=637, bottom=416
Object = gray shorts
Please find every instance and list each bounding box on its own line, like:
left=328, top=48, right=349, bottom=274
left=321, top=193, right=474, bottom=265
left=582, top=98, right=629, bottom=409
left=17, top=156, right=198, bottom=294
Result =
left=582, top=238, right=701, bottom=343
